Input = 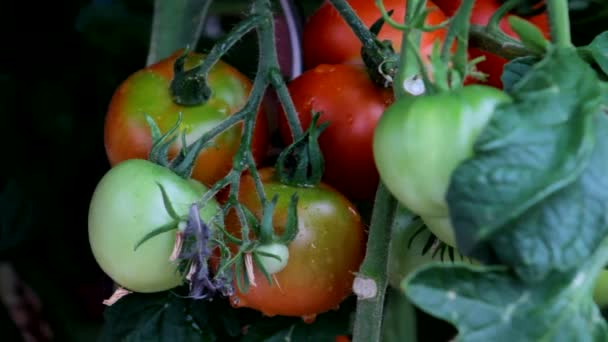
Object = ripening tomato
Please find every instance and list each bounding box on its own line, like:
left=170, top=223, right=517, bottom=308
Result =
left=225, top=168, right=366, bottom=319
left=302, top=0, right=449, bottom=69
left=434, top=0, right=550, bottom=88
left=104, top=50, right=269, bottom=187
left=88, top=159, right=219, bottom=293
left=277, top=64, right=393, bottom=201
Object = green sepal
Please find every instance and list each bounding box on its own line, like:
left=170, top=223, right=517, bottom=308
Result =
left=253, top=252, right=274, bottom=286
left=275, top=111, right=328, bottom=187
left=508, top=16, right=549, bottom=55
left=156, top=182, right=182, bottom=220
left=259, top=194, right=279, bottom=243
left=169, top=49, right=212, bottom=106
left=133, top=221, right=179, bottom=251
left=146, top=112, right=183, bottom=168
left=277, top=193, right=299, bottom=245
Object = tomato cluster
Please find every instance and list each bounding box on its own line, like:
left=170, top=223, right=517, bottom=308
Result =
left=87, top=0, right=555, bottom=327
left=89, top=48, right=367, bottom=320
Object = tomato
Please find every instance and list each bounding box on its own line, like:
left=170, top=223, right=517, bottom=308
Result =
left=88, top=159, right=219, bottom=293
left=594, top=269, right=608, bottom=308
left=373, top=85, right=510, bottom=247
left=104, top=50, right=269, bottom=187
left=302, top=0, right=448, bottom=69
left=434, top=0, right=550, bottom=88
left=277, top=64, right=393, bottom=201
left=388, top=215, right=477, bottom=289
left=335, top=335, right=351, bottom=342
left=225, top=168, right=366, bottom=319
left=254, top=242, right=290, bottom=275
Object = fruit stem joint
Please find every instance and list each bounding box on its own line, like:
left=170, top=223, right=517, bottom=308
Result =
left=353, top=276, right=378, bottom=300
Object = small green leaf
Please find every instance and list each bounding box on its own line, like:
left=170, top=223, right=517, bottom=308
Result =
left=404, top=263, right=608, bottom=341
left=133, top=221, right=179, bottom=251
left=584, top=31, right=608, bottom=76
left=508, top=16, right=549, bottom=55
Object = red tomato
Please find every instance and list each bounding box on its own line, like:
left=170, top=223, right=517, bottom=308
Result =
left=434, top=0, right=550, bottom=88
left=104, top=50, right=269, bottom=187
left=224, top=168, right=366, bottom=320
left=302, top=0, right=449, bottom=69
left=277, top=64, right=394, bottom=201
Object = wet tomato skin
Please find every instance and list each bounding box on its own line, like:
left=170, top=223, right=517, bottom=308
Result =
left=277, top=64, right=394, bottom=201
left=104, top=50, right=269, bottom=187
left=225, top=168, right=366, bottom=319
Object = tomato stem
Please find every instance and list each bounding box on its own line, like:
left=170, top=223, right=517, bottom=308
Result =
left=470, top=25, right=533, bottom=59
left=352, top=184, right=410, bottom=342
left=546, top=0, right=572, bottom=48
left=441, top=0, right=476, bottom=88
left=328, top=0, right=398, bottom=88
left=170, top=15, right=263, bottom=106
left=269, top=68, right=303, bottom=139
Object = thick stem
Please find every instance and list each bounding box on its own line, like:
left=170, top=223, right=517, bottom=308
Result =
left=469, top=25, right=531, bottom=60
left=328, top=0, right=397, bottom=87
left=546, top=0, right=572, bottom=48
left=327, top=0, right=378, bottom=53
left=352, top=183, right=399, bottom=342
left=393, top=0, right=424, bottom=97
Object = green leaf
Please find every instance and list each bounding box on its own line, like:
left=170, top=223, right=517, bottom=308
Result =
left=404, top=263, right=608, bottom=341
left=584, top=31, right=608, bottom=76
left=381, top=287, right=417, bottom=342
left=501, top=56, right=540, bottom=93
left=447, top=48, right=608, bottom=282
left=146, top=0, right=213, bottom=65
left=100, top=292, right=207, bottom=342
left=241, top=296, right=355, bottom=342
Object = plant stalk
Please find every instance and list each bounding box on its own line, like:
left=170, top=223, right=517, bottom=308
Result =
left=546, top=0, right=572, bottom=48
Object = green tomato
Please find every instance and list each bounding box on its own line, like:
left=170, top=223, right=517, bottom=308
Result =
left=88, top=159, right=218, bottom=293
left=373, top=85, right=511, bottom=246
left=593, top=269, right=608, bottom=308
left=255, top=243, right=290, bottom=275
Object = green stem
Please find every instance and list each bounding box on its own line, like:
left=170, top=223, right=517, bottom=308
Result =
left=352, top=183, right=399, bottom=342
left=441, top=0, right=475, bottom=84
left=170, top=14, right=263, bottom=106
left=469, top=25, right=531, bottom=60
left=328, top=0, right=398, bottom=87
left=269, top=68, right=303, bottom=139
left=546, top=0, right=572, bottom=48
left=393, top=0, right=423, bottom=98
left=327, top=0, right=378, bottom=54
left=488, top=0, right=518, bottom=29
left=195, top=15, right=263, bottom=81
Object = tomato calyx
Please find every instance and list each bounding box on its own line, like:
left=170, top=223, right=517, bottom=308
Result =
left=169, top=50, right=213, bottom=106
left=275, top=111, right=328, bottom=187
left=361, top=10, right=399, bottom=88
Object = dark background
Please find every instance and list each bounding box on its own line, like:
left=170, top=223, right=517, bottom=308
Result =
left=1, top=0, right=607, bottom=341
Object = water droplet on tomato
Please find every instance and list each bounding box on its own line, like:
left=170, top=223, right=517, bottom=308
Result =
left=301, top=314, right=317, bottom=324
left=230, top=296, right=242, bottom=308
